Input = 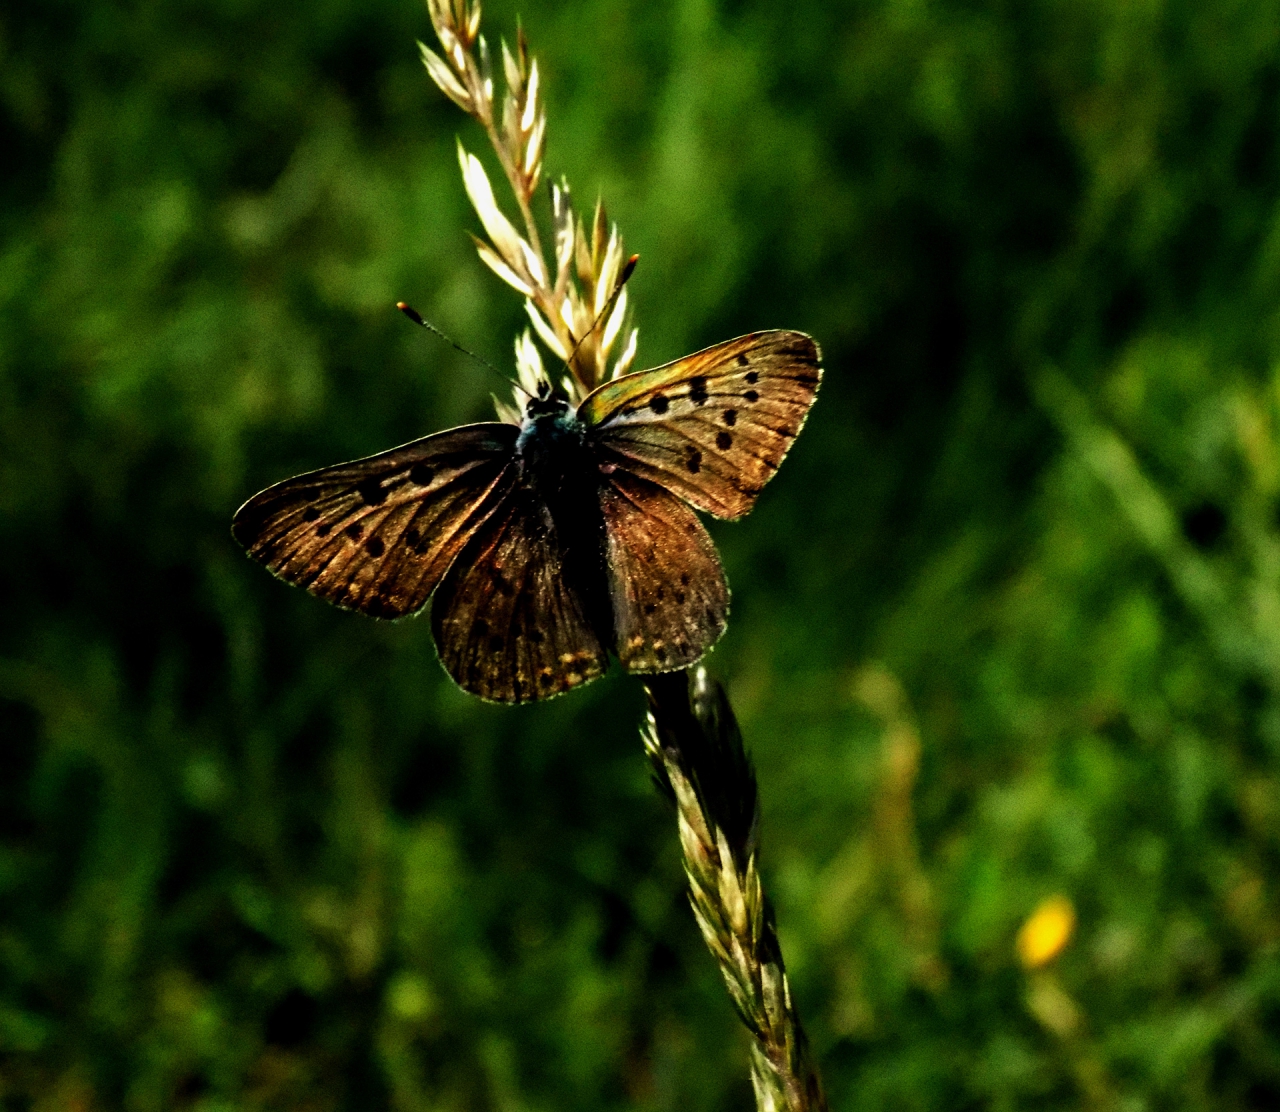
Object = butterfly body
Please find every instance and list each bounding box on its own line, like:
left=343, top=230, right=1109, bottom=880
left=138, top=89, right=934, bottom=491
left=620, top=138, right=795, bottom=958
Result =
left=234, top=330, right=822, bottom=702
left=511, top=393, right=616, bottom=658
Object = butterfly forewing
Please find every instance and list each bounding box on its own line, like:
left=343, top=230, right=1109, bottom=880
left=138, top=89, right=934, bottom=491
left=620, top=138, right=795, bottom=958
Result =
left=579, top=331, right=821, bottom=520
left=431, top=487, right=607, bottom=702
left=232, top=424, right=518, bottom=619
left=601, top=471, right=729, bottom=672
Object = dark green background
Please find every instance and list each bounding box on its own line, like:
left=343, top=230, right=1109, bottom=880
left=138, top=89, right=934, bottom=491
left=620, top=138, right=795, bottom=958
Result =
left=6, top=0, right=1280, bottom=1108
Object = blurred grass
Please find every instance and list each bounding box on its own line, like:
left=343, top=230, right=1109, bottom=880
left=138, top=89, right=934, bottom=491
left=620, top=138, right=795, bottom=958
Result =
left=5, top=0, right=1280, bottom=1108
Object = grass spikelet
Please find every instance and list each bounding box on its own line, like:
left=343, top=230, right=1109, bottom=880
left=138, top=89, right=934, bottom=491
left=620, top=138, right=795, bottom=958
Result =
left=420, top=0, right=635, bottom=403
left=644, top=668, right=828, bottom=1112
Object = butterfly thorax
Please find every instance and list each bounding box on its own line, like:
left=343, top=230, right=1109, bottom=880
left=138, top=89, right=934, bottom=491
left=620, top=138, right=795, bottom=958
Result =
left=515, top=398, right=589, bottom=487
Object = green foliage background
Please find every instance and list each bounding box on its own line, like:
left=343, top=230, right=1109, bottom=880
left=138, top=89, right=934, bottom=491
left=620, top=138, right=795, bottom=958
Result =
left=5, top=0, right=1280, bottom=1108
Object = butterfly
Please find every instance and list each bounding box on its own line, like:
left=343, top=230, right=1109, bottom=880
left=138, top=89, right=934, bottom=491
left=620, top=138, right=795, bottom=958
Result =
left=232, top=330, right=821, bottom=702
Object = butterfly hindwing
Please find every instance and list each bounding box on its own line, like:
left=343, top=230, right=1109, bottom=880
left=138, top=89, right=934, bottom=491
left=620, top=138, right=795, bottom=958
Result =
left=232, top=424, right=517, bottom=619
left=430, top=487, right=607, bottom=703
left=601, top=470, right=729, bottom=672
left=579, top=331, right=821, bottom=520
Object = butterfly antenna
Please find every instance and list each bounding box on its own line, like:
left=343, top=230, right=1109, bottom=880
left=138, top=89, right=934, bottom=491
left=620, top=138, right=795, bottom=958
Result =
left=396, top=302, right=533, bottom=401
left=563, top=254, right=639, bottom=377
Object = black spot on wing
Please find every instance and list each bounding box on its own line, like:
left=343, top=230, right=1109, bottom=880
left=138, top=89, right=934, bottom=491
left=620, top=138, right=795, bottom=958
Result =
left=723, top=409, right=737, bottom=426
left=716, top=432, right=732, bottom=450
left=686, top=449, right=702, bottom=474
left=316, top=523, right=332, bottom=537
left=366, top=536, right=385, bottom=557
left=744, top=390, right=759, bottom=403
left=345, top=523, right=363, bottom=540
left=364, top=596, right=399, bottom=619
left=357, top=477, right=386, bottom=505
left=689, top=377, right=708, bottom=405
left=736, top=353, right=750, bottom=367
left=302, top=506, right=320, bottom=522
left=409, top=462, right=432, bottom=486
left=649, top=394, right=669, bottom=414
left=744, top=370, right=758, bottom=384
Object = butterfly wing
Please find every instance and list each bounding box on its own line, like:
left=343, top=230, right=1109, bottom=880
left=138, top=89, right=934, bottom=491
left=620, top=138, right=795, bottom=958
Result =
left=232, top=424, right=518, bottom=619
left=430, top=487, right=607, bottom=702
left=600, top=470, right=729, bottom=672
left=579, top=331, right=821, bottom=520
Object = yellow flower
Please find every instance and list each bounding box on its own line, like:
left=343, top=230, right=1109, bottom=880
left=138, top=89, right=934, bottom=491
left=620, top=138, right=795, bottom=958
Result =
left=1016, top=895, right=1076, bottom=969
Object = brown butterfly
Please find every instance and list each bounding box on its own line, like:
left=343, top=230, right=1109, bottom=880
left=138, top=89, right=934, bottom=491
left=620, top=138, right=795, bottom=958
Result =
left=232, top=330, right=821, bottom=702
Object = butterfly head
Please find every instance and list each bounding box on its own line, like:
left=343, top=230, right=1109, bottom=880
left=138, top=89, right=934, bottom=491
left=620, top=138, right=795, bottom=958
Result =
left=522, top=391, right=573, bottom=422
left=522, top=380, right=572, bottom=420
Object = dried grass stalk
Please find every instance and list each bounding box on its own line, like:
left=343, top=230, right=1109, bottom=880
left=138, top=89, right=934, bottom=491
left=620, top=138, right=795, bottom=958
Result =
left=420, top=0, right=637, bottom=407
left=644, top=668, right=828, bottom=1112
left=420, top=10, right=822, bottom=1104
